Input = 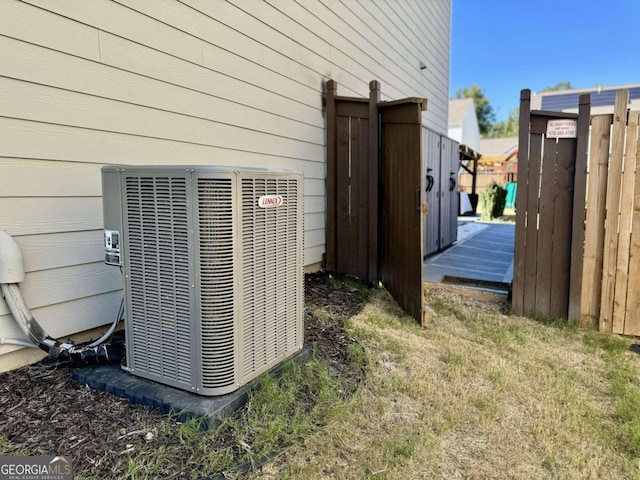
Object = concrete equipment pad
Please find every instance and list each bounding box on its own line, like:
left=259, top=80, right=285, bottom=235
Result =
left=73, top=346, right=311, bottom=430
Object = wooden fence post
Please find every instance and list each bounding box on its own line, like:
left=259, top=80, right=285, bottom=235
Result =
left=512, top=89, right=531, bottom=315
left=568, top=94, right=591, bottom=322
left=325, top=80, right=337, bottom=272
left=368, top=80, right=380, bottom=282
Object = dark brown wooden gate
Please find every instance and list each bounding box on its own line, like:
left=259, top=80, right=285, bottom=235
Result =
left=326, top=80, right=428, bottom=324
left=512, top=89, right=590, bottom=318
left=325, top=80, right=380, bottom=282
left=379, top=99, right=427, bottom=323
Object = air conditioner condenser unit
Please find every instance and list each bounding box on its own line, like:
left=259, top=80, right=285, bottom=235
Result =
left=102, top=165, right=304, bottom=396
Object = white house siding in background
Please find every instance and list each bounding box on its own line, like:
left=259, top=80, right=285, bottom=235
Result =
left=447, top=98, right=479, bottom=151
left=0, top=0, right=451, bottom=365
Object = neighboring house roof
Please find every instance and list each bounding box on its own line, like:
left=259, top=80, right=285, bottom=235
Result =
left=448, top=98, right=474, bottom=127
left=531, top=82, right=640, bottom=113
left=479, top=137, right=518, bottom=164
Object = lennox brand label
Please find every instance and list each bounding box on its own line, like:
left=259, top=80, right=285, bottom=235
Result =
left=258, top=195, right=283, bottom=208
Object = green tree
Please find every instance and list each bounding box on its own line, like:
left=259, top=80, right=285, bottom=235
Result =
left=488, top=107, right=519, bottom=138
left=454, top=84, right=495, bottom=136
left=541, top=81, right=572, bottom=92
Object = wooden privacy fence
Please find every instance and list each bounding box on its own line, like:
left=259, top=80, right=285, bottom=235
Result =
left=325, top=79, right=429, bottom=324
left=325, top=80, right=380, bottom=283
left=324, top=79, right=460, bottom=325
left=512, top=90, right=590, bottom=318
left=514, top=88, right=640, bottom=335
left=580, top=90, right=640, bottom=334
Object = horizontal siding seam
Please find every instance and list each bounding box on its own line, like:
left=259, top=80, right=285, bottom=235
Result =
left=380, top=0, right=450, bottom=69
left=0, top=116, right=326, bottom=163
left=227, top=0, right=418, bottom=100
left=405, top=0, right=450, bottom=50
left=110, top=0, right=326, bottom=100
left=176, top=0, right=338, bottom=82
left=264, top=0, right=422, bottom=98
left=0, top=157, right=105, bottom=168
left=0, top=195, right=101, bottom=200
left=8, top=228, right=104, bottom=237
left=19, top=1, right=327, bottom=107
left=353, top=0, right=449, bottom=82
left=0, top=74, right=325, bottom=146
left=312, top=0, right=436, bottom=90
left=0, top=154, right=327, bottom=180
left=351, top=0, right=448, bottom=67
left=0, top=288, right=124, bottom=316
left=0, top=31, right=324, bottom=117
left=21, top=259, right=108, bottom=275
left=1, top=0, right=102, bottom=61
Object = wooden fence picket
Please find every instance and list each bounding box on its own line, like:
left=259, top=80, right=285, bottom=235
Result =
left=613, top=111, right=638, bottom=333
left=580, top=115, right=612, bottom=327
left=550, top=137, right=577, bottom=316
left=599, top=90, right=629, bottom=333
left=535, top=135, right=559, bottom=316
left=568, top=95, right=592, bottom=322
left=625, top=125, right=640, bottom=335
left=523, top=131, right=543, bottom=315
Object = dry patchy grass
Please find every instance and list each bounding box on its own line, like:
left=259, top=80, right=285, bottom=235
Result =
left=256, top=286, right=640, bottom=480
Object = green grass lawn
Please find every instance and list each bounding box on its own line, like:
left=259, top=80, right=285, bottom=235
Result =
left=257, top=286, right=640, bottom=479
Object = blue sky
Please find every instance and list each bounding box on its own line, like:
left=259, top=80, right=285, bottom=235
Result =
left=450, top=0, right=640, bottom=121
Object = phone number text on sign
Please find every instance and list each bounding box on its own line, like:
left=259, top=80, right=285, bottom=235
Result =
left=547, top=119, right=577, bottom=138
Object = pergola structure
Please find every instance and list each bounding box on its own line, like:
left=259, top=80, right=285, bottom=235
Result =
left=458, top=143, right=481, bottom=212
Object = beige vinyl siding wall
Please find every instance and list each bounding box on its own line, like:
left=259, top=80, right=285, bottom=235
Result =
left=0, top=0, right=450, bottom=360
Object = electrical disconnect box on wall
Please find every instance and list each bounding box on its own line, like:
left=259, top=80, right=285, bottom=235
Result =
left=101, top=165, right=304, bottom=396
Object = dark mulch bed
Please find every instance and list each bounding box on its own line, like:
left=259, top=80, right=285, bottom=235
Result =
left=0, top=272, right=368, bottom=478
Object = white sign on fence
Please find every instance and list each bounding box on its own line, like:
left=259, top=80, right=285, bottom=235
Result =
left=547, top=119, right=577, bottom=138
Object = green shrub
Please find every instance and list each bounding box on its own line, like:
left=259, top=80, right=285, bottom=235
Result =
left=479, top=183, right=507, bottom=221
